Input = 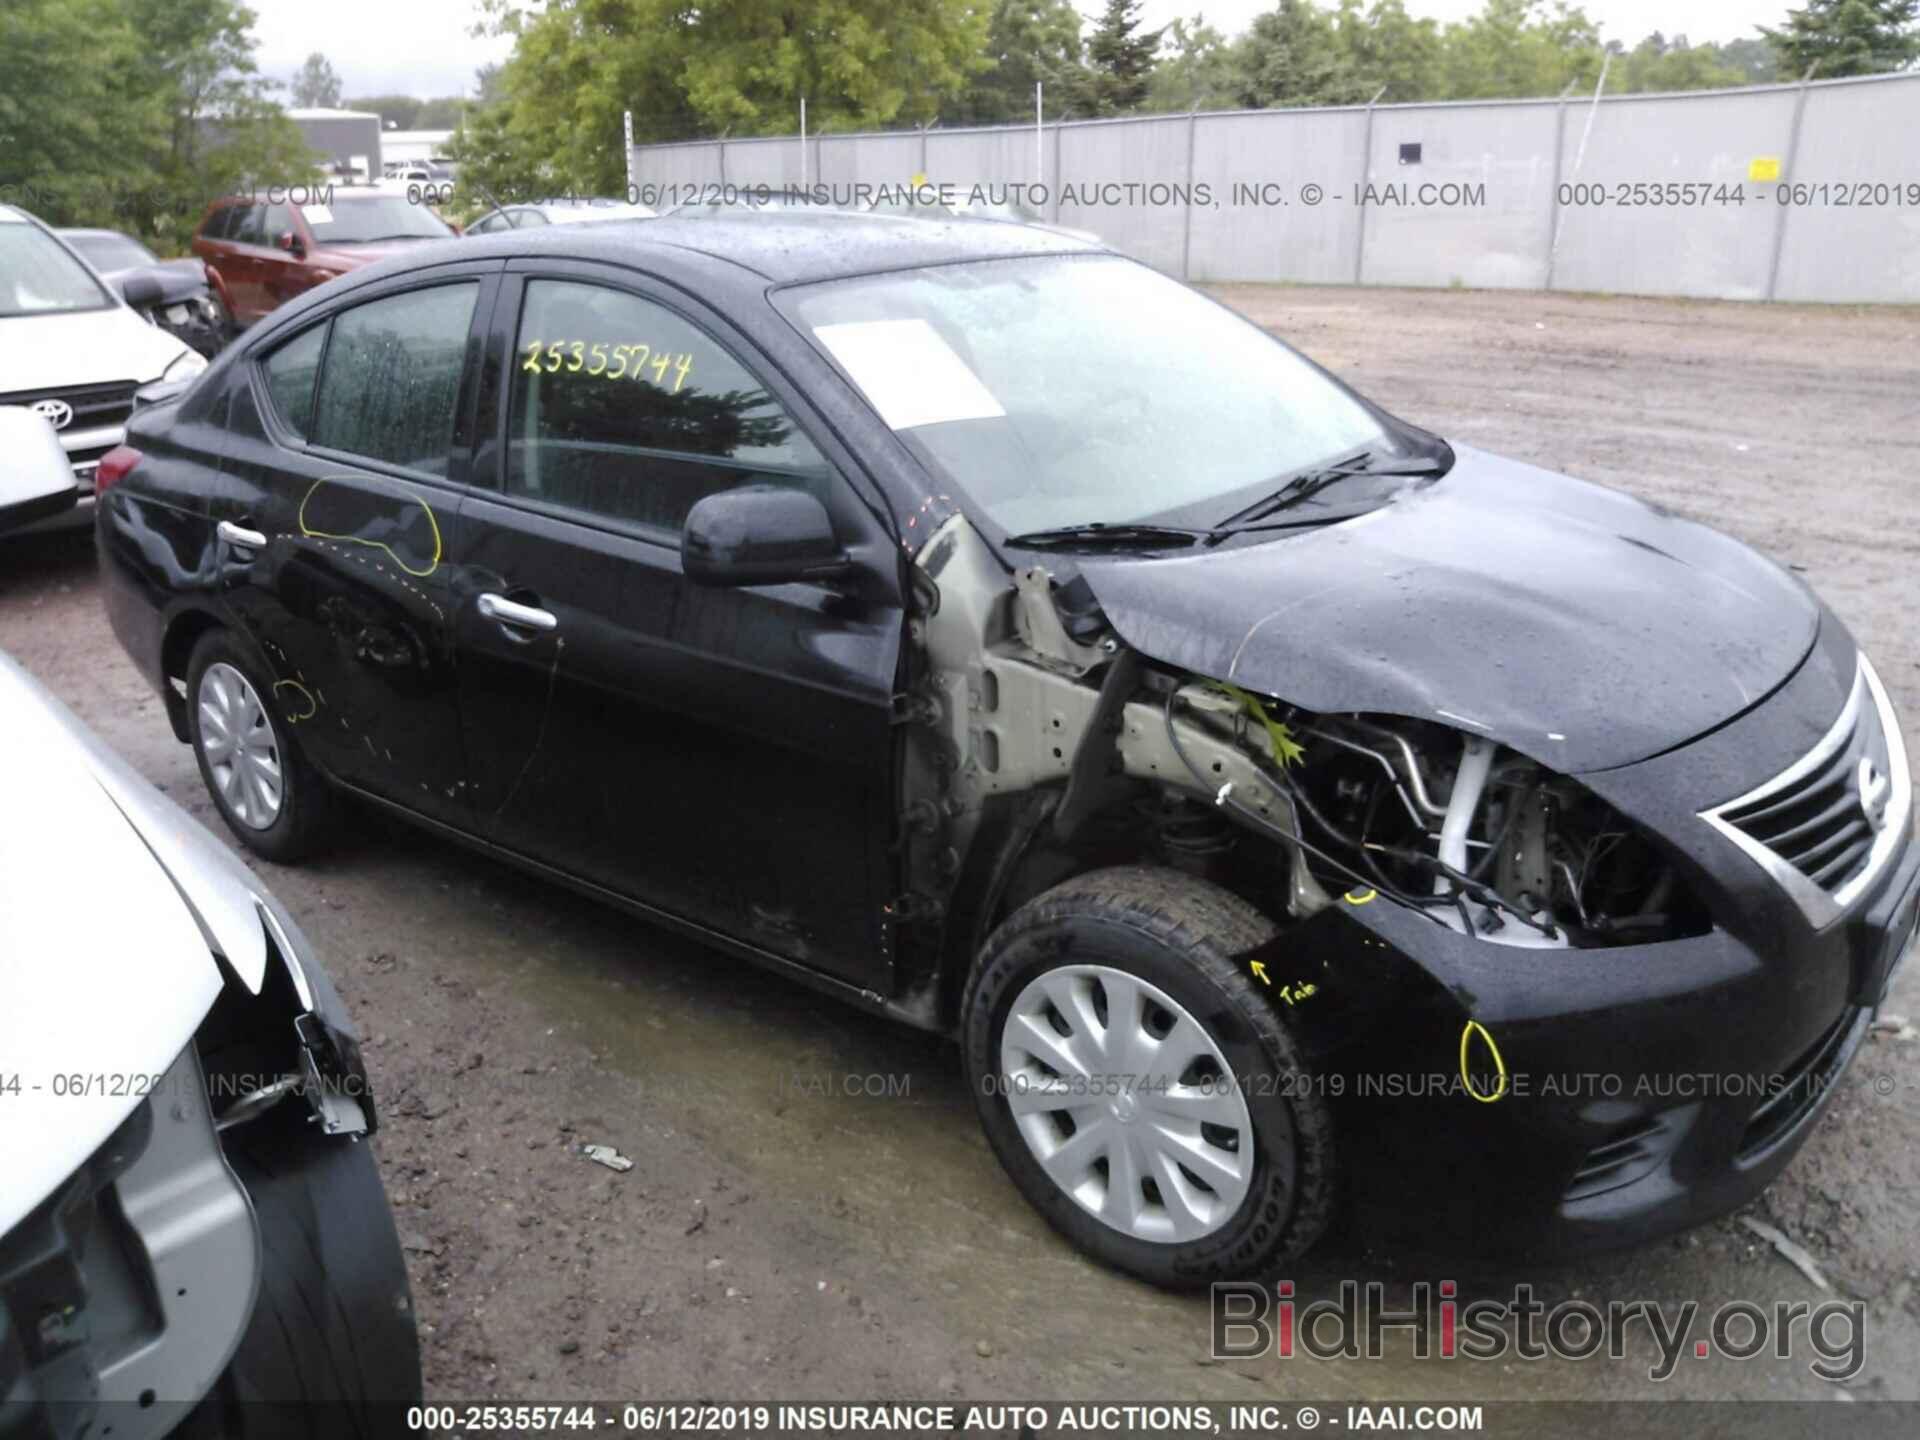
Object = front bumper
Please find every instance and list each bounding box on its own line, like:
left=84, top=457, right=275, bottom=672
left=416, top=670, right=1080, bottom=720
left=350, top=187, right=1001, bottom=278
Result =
left=1296, top=819, right=1918, bottom=1261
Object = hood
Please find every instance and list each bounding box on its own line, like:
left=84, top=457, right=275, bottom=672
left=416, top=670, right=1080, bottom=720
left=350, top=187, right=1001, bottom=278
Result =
left=305, top=240, right=422, bottom=272
left=0, top=652, right=273, bottom=1236
left=102, top=258, right=211, bottom=305
left=1078, top=445, right=1819, bottom=773
left=0, top=304, right=192, bottom=392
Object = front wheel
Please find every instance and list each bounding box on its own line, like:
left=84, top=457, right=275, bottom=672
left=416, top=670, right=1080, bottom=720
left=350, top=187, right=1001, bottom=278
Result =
left=962, top=866, right=1336, bottom=1287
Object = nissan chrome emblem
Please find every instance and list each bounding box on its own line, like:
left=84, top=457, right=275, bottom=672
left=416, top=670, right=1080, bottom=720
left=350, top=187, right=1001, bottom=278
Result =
left=1857, top=756, right=1892, bottom=834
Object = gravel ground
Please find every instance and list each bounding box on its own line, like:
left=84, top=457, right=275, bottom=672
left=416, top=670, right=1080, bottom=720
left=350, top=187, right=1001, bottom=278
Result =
left=4, top=285, right=1917, bottom=1408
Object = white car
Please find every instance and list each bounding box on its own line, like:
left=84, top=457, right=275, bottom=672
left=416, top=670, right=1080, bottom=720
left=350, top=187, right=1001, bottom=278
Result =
left=0, top=433, right=420, bottom=1431
left=463, top=196, right=656, bottom=234
left=0, top=205, right=208, bottom=528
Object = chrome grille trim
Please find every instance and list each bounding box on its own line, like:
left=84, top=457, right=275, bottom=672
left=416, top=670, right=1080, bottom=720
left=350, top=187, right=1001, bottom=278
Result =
left=1701, top=655, right=1912, bottom=928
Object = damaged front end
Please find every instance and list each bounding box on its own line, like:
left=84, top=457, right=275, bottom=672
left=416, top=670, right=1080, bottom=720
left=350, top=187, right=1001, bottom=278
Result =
left=894, top=514, right=1913, bottom=1258
left=895, top=515, right=1710, bottom=1016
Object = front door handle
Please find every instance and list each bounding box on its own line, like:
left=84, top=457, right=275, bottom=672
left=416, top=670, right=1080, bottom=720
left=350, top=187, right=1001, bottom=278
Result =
left=217, top=520, right=267, bottom=550
left=478, top=592, right=558, bottom=633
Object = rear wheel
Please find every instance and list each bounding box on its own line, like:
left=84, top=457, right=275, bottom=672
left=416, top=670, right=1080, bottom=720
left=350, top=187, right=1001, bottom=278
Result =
left=186, top=630, right=333, bottom=861
left=962, top=866, right=1335, bottom=1287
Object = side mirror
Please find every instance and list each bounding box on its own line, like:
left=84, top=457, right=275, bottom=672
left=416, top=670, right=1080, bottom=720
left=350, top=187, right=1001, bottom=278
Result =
left=682, top=486, right=849, bottom=588
left=275, top=230, right=305, bottom=259
left=118, top=272, right=163, bottom=310
left=0, top=408, right=78, bottom=533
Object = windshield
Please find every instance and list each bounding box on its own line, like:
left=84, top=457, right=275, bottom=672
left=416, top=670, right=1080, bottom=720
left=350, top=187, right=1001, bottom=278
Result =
left=0, top=223, right=115, bottom=317
left=306, top=196, right=453, bottom=244
left=780, top=255, right=1392, bottom=534
left=64, top=232, right=159, bottom=271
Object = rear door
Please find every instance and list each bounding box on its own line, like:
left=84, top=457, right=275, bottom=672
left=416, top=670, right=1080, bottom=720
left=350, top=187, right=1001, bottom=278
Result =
left=206, top=262, right=499, bottom=826
left=449, top=262, right=904, bottom=986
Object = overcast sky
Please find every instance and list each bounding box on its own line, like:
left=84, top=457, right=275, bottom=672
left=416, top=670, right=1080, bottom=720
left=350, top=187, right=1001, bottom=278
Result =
left=249, top=0, right=1787, bottom=103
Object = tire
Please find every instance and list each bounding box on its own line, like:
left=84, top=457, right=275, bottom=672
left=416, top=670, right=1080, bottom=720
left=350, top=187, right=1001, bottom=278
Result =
left=186, top=629, right=333, bottom=861
left=178, top=1123, right=422, bottom=1437
left=962, top=865, right=1335, bottom=1288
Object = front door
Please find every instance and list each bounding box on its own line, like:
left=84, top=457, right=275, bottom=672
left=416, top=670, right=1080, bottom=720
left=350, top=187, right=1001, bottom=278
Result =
left=451, top=266, right=903, bottom=986
left=206, top=267, right=495, bottom=826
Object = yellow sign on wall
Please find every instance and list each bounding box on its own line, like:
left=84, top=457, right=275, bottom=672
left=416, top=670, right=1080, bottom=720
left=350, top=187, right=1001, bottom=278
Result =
left=1749, top=156, right=1782, bottom=182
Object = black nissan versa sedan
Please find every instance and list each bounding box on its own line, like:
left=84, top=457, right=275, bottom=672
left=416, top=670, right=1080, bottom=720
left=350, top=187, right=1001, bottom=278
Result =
left=95, top=214, right=1917, bottom=1287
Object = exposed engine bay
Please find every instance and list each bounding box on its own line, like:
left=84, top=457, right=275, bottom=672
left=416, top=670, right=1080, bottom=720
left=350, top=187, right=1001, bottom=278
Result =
left=902, top=516, right=1708, bottom=958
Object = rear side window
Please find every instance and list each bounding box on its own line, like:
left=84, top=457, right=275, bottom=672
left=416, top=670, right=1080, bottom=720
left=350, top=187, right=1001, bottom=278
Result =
left=262, top=325, right=327, bottom=440
left=310, top=283, right=478, bottom=474
left=504, top=279, right=829, bottom=533
left=201, top=206, right=235, bottom=241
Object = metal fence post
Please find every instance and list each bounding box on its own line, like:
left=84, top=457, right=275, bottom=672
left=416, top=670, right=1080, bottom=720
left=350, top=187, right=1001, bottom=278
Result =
left=1051, top=120, right=1064, bottom=222
left=1765, top=65, right=1818, bottom=302
left=1351, top=87, right=1386, bottom=285
left=1181, top=108, right=1199, bottom=281
left=1543, top=79, right=1578, bottom=292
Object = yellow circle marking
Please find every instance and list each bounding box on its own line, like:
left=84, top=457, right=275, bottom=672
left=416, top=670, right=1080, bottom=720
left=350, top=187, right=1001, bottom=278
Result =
left=1343, top=887, right=1377, bottom=905
left=1459, top=1020, right=1508, bottom=1104
left=272, top=678, right=318, bottom=722
left=297, top=476, right=443, bottom=578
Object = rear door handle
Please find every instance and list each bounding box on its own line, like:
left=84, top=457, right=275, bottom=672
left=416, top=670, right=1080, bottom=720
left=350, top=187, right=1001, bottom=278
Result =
left=478, top=592, right=558, bottom=633
left=217, top=520, right=267, bottom=550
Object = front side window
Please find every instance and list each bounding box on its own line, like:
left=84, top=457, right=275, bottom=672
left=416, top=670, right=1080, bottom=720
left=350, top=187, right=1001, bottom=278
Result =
left=262, top=324, right=327, bottom=440
left=0, top=222, right=113, bottom=317
left=780, top=254, right=1393, bottom=535
left=505, top=279, right=829, bottom=533
left=310, top=283, right=477, bottom=473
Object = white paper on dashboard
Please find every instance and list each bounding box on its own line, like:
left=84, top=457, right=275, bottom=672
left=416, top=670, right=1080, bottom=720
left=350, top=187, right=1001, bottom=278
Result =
left=813, top=319, right=1006, bottom=431
left=301, top=204, right=334, bottom=225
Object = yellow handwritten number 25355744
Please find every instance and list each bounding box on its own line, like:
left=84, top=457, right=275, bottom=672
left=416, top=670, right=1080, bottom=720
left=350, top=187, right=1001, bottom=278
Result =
left=522, top=339, right=693, bottom=392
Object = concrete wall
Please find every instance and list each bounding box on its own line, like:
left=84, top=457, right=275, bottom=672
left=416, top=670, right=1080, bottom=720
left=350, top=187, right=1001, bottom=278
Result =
left=629, top=71, right=1920, bottom=304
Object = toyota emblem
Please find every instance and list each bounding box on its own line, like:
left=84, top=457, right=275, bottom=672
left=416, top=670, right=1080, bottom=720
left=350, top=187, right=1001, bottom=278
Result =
left=1857, top=756, right=1891, bottom=834
left=31, top=398, right=73, bottom=430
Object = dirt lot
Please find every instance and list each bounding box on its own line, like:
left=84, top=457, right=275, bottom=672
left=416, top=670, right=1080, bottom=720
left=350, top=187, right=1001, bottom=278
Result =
left=4, top=285, right=1917, bottom=1408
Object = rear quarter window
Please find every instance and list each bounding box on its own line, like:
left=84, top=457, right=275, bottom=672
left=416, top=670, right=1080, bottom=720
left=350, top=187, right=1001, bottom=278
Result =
left=262, top=325, right=328, bottom=440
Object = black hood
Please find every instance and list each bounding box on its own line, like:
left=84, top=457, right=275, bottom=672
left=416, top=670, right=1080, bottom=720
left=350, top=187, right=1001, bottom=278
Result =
left=102, top=259, right=210, bottom=306
left=1077, top=445, right=1819, bottom=772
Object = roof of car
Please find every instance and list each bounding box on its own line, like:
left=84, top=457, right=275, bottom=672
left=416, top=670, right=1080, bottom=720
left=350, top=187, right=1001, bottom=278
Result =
left=55, top=227, right=133, bottom=241
left=463, top=210, right=1102, bottom=286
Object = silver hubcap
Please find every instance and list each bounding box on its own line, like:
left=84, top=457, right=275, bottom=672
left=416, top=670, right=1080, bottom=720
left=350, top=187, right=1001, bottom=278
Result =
left=198, top=662, right=283, bottom=829
left=1000, top=964, right=1254, bottom=1243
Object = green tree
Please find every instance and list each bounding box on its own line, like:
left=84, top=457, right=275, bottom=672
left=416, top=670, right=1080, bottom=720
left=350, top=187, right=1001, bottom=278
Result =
left=1084, top=0, right=1163, bottom=114
left=1612, top=32, right=1747, bottom=92
left=0, top=0, right=145, bottom=201
left=1330, top=0, right=1443, bottom=101
left=290, top=50, right=342, bottom=107
left=1, top=0, right=311, bottom=252
left=1145, top=15, right=1240, bottom=111
left=1437, top=0, right=1604, bottom=99
left=459, top=0, right=989, bottom=200
left=1716, top=37, right=1781, bottom=83
left=952, top=0, right=1088, bottom=123
left=1230, top=0, right=1363, bottom=107
left=1763, top=0, right=1920, bottom=77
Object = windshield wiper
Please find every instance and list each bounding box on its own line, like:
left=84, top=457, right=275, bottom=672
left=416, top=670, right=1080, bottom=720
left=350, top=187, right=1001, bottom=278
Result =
left=333, top=233, right=440, bottom=243
left=1205, top=452, right=1448, bottom=542
left=1003, top=522, right=1208, bottom=552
